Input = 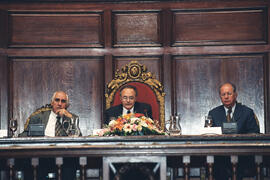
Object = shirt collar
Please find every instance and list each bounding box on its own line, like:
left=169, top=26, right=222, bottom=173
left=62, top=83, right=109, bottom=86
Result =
left=51, top=111, right=58, bottom=118
left=123, top=107, right=134, bottom=114
left=224, top=103, right=236, bottom=115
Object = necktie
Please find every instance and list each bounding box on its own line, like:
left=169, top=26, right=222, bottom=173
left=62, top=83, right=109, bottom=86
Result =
left=227, top=108, right=232, bottom=122
left=55, top=116, right=62, bottom=136
left=127, top=110, right=131, bottom=114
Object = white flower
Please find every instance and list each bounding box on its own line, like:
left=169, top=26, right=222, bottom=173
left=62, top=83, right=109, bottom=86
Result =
left=140, top=120, right=148, bottom=127
left=130, top=117, right=139, bottom=124
left=109, top=120, right=117, bottom=127
left=123, top=124, right=132, bottom=133
left=93, top=128, right=110, bottom=136
left=137, top=124, right=142, bottom=131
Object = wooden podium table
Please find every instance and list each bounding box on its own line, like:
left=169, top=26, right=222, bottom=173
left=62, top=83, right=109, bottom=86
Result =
left=0, top=134, right=270, bottom=180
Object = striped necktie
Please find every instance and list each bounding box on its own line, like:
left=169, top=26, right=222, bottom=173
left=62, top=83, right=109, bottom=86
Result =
left=55, top=116, right=62, bottom=136
left=227, top=108, right=232, bottom=122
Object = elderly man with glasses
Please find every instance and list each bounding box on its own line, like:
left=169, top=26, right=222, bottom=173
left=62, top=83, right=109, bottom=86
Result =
left=208, top=82, right=260, bottom=180
left=104, top=84, right=152, bottom=125
left=208, top=82, right=259, bottom=134
left=20, top=91, right=81, bottom=137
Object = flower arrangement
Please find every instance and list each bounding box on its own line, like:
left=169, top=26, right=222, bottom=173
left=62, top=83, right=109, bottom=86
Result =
left=94, top=113, right=164, bottom=136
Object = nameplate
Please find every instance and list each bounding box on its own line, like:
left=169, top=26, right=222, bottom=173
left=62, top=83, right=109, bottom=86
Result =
left=222, top=122, right=237, bottom=134
left=28, top=124, right=45, bottom=136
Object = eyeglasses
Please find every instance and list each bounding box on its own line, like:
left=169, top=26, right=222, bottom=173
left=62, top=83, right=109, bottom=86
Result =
left=121, top=96, right=135, bottom=101
left=220, top=92, right=234, bottom=97
left=54, top=98, right=67, bottom=103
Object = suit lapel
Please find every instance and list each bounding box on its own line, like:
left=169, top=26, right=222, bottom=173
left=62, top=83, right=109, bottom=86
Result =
left=232, top=103, right=241, bottom=122
left=42, top=110, right=51, bottom=128
left=134, top=102, right=138, bottom=113
left=119, top=104, right=124, bottom=116
left=220, top=106, right=227, bottom=123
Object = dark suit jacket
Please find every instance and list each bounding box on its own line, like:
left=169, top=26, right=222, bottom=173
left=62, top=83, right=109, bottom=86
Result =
left=19, top=109, right=81, bottom=137
left=208, top=102, right=259, bottom=134
left=104, top=102, right=152, bottom=125
left=209, top=103, right=259, bottom=180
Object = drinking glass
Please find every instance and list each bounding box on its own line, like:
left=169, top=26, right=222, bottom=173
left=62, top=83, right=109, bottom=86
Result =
left=10, top=118, right=18, bottom=137
left=204, top=116, right=213, bottom=128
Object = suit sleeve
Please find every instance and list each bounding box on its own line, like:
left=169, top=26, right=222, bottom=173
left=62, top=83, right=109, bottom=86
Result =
left=245, top=110, right=260, bottom=133
left=104, top=109, right=111, bottom=125
left=208, top=110, right=217, bottom=127
left=143, top=103, right=152, bottom=119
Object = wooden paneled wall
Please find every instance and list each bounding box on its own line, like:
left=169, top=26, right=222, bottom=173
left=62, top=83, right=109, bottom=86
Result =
left=0, top=0, right=269, bottom=136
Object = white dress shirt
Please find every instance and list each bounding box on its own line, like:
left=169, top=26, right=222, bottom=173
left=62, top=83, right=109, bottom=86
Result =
left=224, top=104, right=236, bottom=120
left=122, top=107, right=134, bottom=116
left=45, top=111, right=58, bottom=137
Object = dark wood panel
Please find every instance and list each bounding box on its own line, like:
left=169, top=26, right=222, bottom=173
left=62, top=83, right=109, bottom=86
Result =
left=11, top=57, right=104, bottom=136
left=4, top=45, right=270, bottom=57
left=113, top=11, right=161, bottom=47
left=0, top=0, right=268, bottom=134
left=266, top=53, right=270, bottom=134
left=8, top=12, right=104, bottom=47
left=0, top=56, right=8, bottom=129
left=162, top=54, right=172, bottom=121
left=104, top=10, right=112, bottom=48
left=0, top=10, right=8, bottom=48
left=174, top=54, right=265, bottom=134
left=114, top=57, right=162, bottom=81
left=172, top=8, right=267, bottom=46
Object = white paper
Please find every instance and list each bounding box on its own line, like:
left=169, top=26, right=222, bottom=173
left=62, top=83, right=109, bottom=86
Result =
left=0, top=130, right=8, bottom=138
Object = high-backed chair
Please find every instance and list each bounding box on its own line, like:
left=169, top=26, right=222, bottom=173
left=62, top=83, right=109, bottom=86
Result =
left=105, top=61, right=165, bottom=130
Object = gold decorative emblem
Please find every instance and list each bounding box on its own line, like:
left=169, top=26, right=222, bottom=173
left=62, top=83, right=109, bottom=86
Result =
left=105, top=61, right=165, bottom=130
left=128, top=64, right=141, bottom=79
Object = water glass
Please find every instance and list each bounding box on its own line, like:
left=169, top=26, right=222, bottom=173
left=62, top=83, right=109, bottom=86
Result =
left=204, top=116, right=213, bottom=128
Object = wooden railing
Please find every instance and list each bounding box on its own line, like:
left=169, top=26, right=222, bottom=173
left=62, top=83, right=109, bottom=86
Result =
left=0, top=134, right=270, bottom=180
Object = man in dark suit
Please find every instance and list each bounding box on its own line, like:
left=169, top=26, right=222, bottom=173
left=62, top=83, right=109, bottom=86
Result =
left=209, top=83, right=259, bottom=134
left=20, top=91, right=81, bottom=137
left=105, top=85, right=152, bottom=125
left=208, top=82, right=260, bottom=180
left=19, top=91, right=82, bottom=180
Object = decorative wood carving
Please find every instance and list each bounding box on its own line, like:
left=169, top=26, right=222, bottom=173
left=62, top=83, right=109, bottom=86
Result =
left=105, top=61, right=165, bottom=130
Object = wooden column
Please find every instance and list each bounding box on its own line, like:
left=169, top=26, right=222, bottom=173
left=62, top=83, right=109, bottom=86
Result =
left=55, top=157, right=63, bottom=180
left=206, top=156, right=214, bottom=180
left=231, top=155, right=238, bottom=180
left=7, top=158, right=14, bottom=180
left=31, top=158, right=39, bottom=180
left=79, top=157, right=87, bottom=180
left=183, top=156, right=190, bottom=180
left=255, top=155, right=263, bottom=180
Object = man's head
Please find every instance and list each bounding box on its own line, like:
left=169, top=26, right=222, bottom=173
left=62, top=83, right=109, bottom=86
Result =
left=51, top=91, right=69, bottom=113
left=120, top=85, right=137, bottom=110
left=219, top=83, right=237, bottom=108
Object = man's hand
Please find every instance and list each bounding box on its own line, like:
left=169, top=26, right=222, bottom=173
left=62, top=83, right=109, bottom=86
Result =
left=56, top=109, right=72, bottom=118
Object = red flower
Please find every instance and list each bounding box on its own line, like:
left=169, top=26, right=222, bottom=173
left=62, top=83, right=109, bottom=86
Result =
left=134, top=113, right=144, bottom=118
